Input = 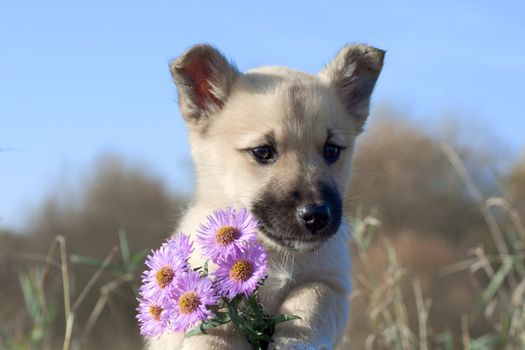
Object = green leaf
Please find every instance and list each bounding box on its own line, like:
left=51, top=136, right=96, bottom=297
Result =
left=471, top=256, right=514, bottom=321
left=435, top=331, right=454, bottom=350
left=252, top=319, right=269, bottom=332
left=129, top=249, right=148, bottom=272
left=228, top=296, right=273, bottom=345
left=247, top=294, right=263, bottom=319
left=118, top=229, right=130, bottom=267
left=69, top=254, right=124, bottom=274
left=470, top=333, right=501, bottom=349
left=272, top=313, right=301, bottom=325
left=215, top=298, right=227, bottom=309
left=228, top=296, right=243, bottom=328
left=184, top=316, right=231, bottom=338
left=202, top=261, right=209, bottom=277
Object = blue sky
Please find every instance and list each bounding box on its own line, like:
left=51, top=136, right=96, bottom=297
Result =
left=1, top=1, right=524, bottom=229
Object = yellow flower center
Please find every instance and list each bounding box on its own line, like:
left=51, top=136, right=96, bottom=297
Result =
left=178, top=291, right=201, bottom=314
left=229, top=260, right=253, bottom=282
left=155, top=266, right=174, bottom=289
left=149, top=305, right=162, bottom=322
left=215, top=225, right=240, bottom=246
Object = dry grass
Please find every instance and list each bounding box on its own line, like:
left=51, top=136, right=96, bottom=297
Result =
left=1, top=115, right=524, bottom=349
left=0, top=155, right=182, bottom=349
left=342, top=140, right=525, bottom=350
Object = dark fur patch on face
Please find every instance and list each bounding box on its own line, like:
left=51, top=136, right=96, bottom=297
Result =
left=251, top=181, right=342, bottom=249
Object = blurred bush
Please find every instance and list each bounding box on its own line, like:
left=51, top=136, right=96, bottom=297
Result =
left=1, top=155, right=184, bottom=349
left=344, top=110, right=525, bottom=349
left=349, top=111, right=489, bottom=242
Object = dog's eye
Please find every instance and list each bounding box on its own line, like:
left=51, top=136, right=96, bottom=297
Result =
left=323, top=143, right=343, bottom=163
left=250, top=145, right=275, bottom=164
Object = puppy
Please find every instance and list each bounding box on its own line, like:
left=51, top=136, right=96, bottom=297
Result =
left=147, top=43, right=384, bottom=349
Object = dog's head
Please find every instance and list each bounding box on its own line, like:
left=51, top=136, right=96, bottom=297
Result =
left=170, top=44, right=384, bottom=251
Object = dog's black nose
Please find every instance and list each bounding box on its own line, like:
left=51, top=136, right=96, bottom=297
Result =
left=298, top=204, right=330, bottom=233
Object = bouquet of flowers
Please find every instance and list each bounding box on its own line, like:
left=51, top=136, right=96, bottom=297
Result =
left=136, top=207, right=299, bottom=349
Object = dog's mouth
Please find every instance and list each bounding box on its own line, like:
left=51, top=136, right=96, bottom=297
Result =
left=259, top=222, right=340, bottom=250
left=259, top=224, right=333, bottom=243
left=257, top=223, right=338, bottom=251
left=250, top=181, right=342, bottom=251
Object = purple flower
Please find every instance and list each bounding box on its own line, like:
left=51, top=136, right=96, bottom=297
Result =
left=163, top=233, right=193, bottom=260
left=167, top=271, right=219, bottom=332
left=213, top=242, right=268, bottom=299
left=196, top=207, right=259, bottom=262
left=136, top=298, right=169, bottom=337
left=139, top=233, right=192, bottom=303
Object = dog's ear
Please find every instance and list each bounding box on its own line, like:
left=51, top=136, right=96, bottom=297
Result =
left=170, top=44, right=240, bottom=123
left=319, top=44, right=385, bottom=131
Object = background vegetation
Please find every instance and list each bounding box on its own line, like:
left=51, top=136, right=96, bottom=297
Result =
left=1, top=108, right=524, bottom=349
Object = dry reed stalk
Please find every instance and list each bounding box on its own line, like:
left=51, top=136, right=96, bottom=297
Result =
left=413, top=279, right=430, bottom=350
left=80, top=272, right=134, bottom=344
left=441, top=144, right=509, bottom=257
left=71, top=245, right=118, bottom=312
left=485, top=197, right=525, bottom=243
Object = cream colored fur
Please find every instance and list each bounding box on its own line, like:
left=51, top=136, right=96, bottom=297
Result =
left=147, top=43, right=384, bottom=349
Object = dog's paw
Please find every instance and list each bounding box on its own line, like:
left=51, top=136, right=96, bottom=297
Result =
left=181, top=337, right=250, bottom=350
left=180, top=324, right=251, bottom=350
left=270, top=336, right=332, bottom=350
